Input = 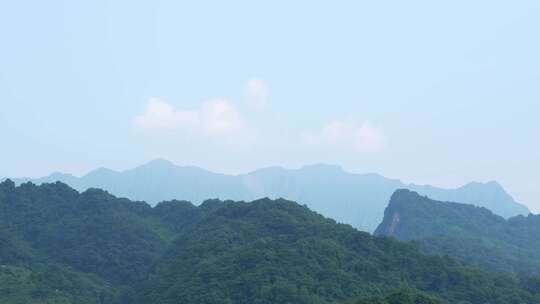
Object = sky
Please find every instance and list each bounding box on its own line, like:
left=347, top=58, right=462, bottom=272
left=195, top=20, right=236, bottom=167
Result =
left=1, top=1, right=539, bottom=211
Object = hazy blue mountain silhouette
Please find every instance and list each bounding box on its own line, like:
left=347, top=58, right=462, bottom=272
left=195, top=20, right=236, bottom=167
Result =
left=7, top=159, right=529, bottom=231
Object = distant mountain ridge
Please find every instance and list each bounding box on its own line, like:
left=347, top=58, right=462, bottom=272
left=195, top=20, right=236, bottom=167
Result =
left=5, top=159, right=530, bottom=231
left=375, top=189, right=540, bottom=275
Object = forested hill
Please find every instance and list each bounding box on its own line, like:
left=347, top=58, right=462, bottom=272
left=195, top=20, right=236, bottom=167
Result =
left=375, top=189, right=540, bottom=275
left=8, top=159, right=529, bottom=231
left=0, top=180, right=539, bottom=303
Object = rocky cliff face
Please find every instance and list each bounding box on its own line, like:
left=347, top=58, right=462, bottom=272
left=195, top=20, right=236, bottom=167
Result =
left=375, top=189, right=540, bottom=275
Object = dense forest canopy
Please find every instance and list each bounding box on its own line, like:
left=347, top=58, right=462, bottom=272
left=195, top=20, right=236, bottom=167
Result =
left=376, top=189, right=540, bottom=275
left=0, top=180, right=538, bottom=303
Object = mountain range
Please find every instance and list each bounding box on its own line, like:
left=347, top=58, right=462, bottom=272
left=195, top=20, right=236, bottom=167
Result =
left=375, top=189, right=540, bottom=275
left=6, top=159, right=529, bottom=232
left=1, top=180, right=538, bottom=303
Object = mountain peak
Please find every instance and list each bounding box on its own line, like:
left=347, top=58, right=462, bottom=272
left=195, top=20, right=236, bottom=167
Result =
left=462, top=180, right=504, bottom=190
left=130, top=158, right=181, bottom=172
left=49, top=172, right=75, bottom=179
left=375, top=189, right=503, bottom=239
left=391, top=188, right=419, bottom=199
left=145, top=158, right=176, bottom=167
left=299, top=163, right=344, bottom=173
left=0, top=178, right=15, bottom=189
left=85, top=167, right=117, bottom=177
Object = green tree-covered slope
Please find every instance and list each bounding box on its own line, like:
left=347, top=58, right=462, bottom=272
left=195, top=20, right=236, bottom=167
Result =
left=375, top=189, right=540, bottom=275
left=132, top=198, right=538, bottom=304
left=0, top=180, right=538, bottom=303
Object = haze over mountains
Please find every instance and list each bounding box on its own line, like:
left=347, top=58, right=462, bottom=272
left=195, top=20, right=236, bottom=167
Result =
left=7, top=159, right=530, bottom=232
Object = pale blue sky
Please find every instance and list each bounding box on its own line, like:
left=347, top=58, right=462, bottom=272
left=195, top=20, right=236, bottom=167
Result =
left=1, top=1, right=539, bottom=210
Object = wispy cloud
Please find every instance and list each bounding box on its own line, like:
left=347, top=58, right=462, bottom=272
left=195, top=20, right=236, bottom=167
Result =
left=245, top=78, right=269, bottom=110
left=133, top=80, right=386, bottom=155
left=200, top=99, right=244, bottom=136
left=132, top=98, right=244, bottom=139
left=132, top=98, right=199, bottom=133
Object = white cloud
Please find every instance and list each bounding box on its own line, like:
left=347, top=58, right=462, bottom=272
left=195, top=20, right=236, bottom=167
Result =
left=245, top=78, right=269, bottom=109
left=132, top=97, right=199, bottom=132
left=305, top=121, right=387, bottom=153
left=201, top=99, right=243, bottom=136
left=132, top=98, right=244, bottom=138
